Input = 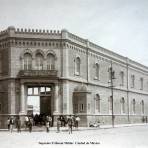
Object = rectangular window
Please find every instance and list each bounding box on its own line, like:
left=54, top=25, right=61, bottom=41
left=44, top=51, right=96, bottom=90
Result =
left=28, top=88, right=33, bottom=95
left=40, top=87, right=46, bottom=94
left=33, top=87, right=39, bottom=95
left=95, top=63, right=100, bottom=80
left=46, top=87, right=51, bottom=93
left=80, top=104, right=84, bottom=112
left=131, top=75, right=135, bottom=88
left=120, top=71, right=124, bottom=86
left=140, top=78, right=143, bottom=90
left=121, top=98, right=125, bottom=114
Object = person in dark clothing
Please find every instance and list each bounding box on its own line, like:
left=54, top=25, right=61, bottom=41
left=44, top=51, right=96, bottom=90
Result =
left=67, top=115, right=73, bottom=134
left=7, top=117, right=10, bottom=130
left=28, top=118, right=33, bottom=133
left=57, top=118, right=61, bottom=133
left=9, top=117, right=14, bottom=133
left=45, top=116, right=50, bottom=132
left=16, top=117, right=21, bottom=133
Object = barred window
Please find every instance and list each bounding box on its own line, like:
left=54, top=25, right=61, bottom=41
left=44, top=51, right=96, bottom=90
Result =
left=80, top=104, right=84, bottom=111
left=24, top=53, right=32, bottom=70
left=36, top=53, right=43, bottom=70
left=47, top=53, right=55, bottom=70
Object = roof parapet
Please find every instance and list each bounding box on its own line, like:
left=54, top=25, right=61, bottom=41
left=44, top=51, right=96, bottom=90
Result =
left=15, top=28, right=61, bottom=35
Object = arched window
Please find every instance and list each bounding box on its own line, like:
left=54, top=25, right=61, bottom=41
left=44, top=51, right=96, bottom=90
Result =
left=141, top=100, right=144, bottom=114
left=95, top=94, right=100, bottom=113
left=75, top=57, right=80, bottom=75
left=47, top=53, right=55, bottom=70
left=109, top=96, right=113, bottom=114
left=121, top=97, right=125, bottom=114
left=132, top=99, right=136, bottom=114
left=35, top=53, right=43, bottom=70
left=95, top=63, right=100, bottom=79
left=24, top=53, right=32, bottom=70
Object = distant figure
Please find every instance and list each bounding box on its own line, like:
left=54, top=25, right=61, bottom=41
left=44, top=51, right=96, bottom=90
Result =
left=45, top=116, right=50, bottom=132
left=60, top=115, right=65, bottom=127
left=48, top=116, right=52, bottom=127
left=45, top=121, right=50, bottom=132
left=25, top=116, right=29, bottom=129
left=46, top=115, right=52, bottom=125
left=9, top=117, right=14, bottom=133
left=67, top=115, right=73, bottom=134
left=7, top=117, right=10, bottom=130
left=28, top=117, right=33, bottom=133
left=57, top=117, right=61, bottom=133
left=75, top=116, right=80, bottom=130
left=16, top=116, right=21, bottom=133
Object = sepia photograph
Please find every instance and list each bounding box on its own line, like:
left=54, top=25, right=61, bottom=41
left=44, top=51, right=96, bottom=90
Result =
left=0, top=0, right=148, bottom=148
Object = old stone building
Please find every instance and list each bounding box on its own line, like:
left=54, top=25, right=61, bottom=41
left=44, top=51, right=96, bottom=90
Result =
left=0, top=26, right=148, bottom=128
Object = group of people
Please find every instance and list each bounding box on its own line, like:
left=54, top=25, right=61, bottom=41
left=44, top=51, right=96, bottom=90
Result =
left=56, top=115, right=80, bottom=134
left=7, top=116, right=33, bottom=133
left=45, top=115, right=80, bottom=134
left=7, top=115, right=80, bottom=134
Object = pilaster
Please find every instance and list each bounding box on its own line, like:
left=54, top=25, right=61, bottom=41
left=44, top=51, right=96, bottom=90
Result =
left=19, top=83, right=26, bottom=115
left=62, top=81, right=70, bottom=114
left=61, top=29, right=69, bottom=78
left=8, top=80, right=16, bottom=114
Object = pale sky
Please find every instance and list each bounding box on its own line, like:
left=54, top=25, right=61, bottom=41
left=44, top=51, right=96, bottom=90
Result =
left=0, top=0, right=148, bottom=66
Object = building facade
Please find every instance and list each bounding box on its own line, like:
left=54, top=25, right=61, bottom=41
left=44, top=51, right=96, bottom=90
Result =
left=0, top=26, right=148, bottom=128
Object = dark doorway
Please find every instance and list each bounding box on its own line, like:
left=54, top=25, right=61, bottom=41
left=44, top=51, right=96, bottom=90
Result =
left=40, top=96, right=51, bottom=115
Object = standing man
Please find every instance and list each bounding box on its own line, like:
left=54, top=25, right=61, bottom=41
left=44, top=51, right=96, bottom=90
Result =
left=25, top=116, right=29, bottom=130
left=7, top=117, right=10, bottom=130
left=9, top=116, right=14, bottom=133
left=75, top=116, right=80, bottom=130
left=57, top=117, right=61, bottom=133
left=48, top=116, right=52, bottom=127
left=16, top=116, right=21, bottom=133
left=28, top=117, right=33, bottom=133
left=45, top=116, right=50, bottom=133
left=67, top=115, right=73, bottom=134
